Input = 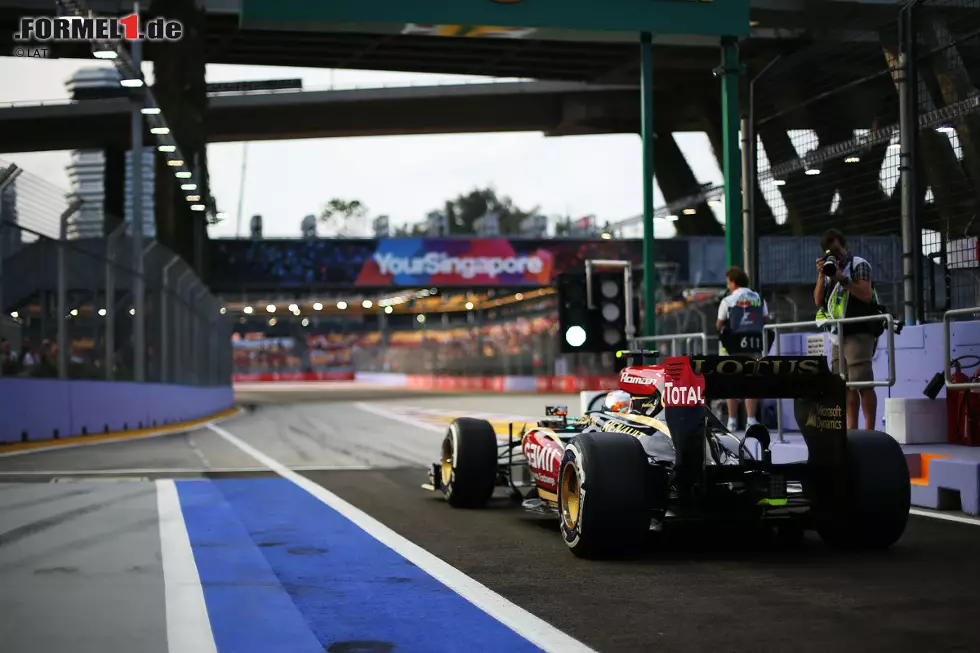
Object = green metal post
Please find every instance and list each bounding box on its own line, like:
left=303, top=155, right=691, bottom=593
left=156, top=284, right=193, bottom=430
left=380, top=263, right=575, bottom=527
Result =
left=720, top=36, right=743, bottom=269
left=640, top=32, right=656, bottom=337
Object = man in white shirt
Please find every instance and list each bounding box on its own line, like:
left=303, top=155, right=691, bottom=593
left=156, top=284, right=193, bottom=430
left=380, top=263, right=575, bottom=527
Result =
left=716, top=266, right=770, bottom=432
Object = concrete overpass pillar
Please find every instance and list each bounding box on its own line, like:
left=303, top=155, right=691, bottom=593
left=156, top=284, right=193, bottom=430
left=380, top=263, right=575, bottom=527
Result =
left=806, top=94, right=900, bottom=235
left=701, top=110, right=776, bottom=235
left=918, top=17, right=980, bottom=233
left=883, top=38, right=972, bottom=233
left=653, top=129, right=722, bottom=235
left=755, top=122, right=809, bottom=235
left=752, top=64, right=889, bottom=237
left=765, top=74, right=843, bottom=236
left=148, top=0, right=209, bottom=274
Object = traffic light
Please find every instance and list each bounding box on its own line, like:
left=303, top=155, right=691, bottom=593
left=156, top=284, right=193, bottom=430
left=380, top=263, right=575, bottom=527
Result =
left=592, top=270, right=629, bottom=352
left=557, top=272, right=593, bottom=353
left=556, top=269, right=637, bottom=353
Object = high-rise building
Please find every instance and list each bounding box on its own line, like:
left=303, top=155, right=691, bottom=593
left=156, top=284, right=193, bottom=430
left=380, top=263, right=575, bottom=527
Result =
left=426, top=212, right=448, bottom=236
left=519, top=214, right=548, bottom=238
left=66, top=149, right=106, bottom=239
left=123, top=147, right=156, bottom=238
left=63, top=67, right=156, bottom=240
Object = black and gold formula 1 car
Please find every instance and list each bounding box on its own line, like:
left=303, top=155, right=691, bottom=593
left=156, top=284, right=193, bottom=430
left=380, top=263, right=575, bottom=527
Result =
left=422, top=350, right=911, bottom=558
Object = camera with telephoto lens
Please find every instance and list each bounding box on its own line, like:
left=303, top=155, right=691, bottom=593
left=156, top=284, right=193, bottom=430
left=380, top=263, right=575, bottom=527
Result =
left=821, top=250, right=838, bottom=277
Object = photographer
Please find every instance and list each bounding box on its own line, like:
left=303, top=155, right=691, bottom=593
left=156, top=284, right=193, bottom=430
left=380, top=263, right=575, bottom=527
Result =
left=814, top=229, right=877, bottom=430
left=717, top=266, right=770, bottom=432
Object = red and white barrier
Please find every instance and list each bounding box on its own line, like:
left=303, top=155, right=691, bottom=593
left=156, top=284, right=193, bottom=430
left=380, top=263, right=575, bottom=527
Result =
left=233, top=371, right=355, bottom=383
left=367, top=372, right=619, bottom=394
left=233, top=371, right=620, bottom=393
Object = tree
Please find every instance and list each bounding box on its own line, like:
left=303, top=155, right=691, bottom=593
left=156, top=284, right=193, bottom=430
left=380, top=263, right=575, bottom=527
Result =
left=392, top=223, right=427, bottom=237
left=423, top=186, right=538, bottom=236
left=318, top=198, right=368, bottom=236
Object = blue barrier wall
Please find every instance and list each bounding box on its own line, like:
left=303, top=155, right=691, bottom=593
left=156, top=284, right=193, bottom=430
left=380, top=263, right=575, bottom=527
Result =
left=775, top=320, right=980, bottom=430
left=0, top=379, right=235, bottom=443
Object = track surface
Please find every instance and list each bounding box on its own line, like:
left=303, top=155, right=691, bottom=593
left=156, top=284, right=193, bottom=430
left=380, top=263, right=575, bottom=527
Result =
left=2, top=386, right=979, bottom=652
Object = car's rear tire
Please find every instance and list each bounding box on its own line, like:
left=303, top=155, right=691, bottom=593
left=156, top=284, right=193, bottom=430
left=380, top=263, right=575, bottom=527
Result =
left=440, top=418, right=499, bottom=508
left=557, top=432, right=650, bottom=559
left=817, top=429, right=911, bottom=550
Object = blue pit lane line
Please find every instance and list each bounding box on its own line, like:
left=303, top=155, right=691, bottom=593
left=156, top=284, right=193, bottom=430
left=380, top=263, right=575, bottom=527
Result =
left=177, top=478, right=544, bottom=653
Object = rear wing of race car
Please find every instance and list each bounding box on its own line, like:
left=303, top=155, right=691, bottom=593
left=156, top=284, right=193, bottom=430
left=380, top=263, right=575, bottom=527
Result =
left=663, top=355, right=847, bottom=484
left=681, top=355, right=845, bottom=403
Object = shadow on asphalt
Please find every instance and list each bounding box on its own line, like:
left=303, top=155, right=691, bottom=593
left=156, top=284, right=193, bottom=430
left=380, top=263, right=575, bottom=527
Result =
left=481, top=495, right=927, bottom=566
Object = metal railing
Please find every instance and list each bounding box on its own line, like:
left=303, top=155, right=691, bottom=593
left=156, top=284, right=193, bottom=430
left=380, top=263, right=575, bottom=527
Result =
left=944, top=307, right=980, bottom=390
left=630, top=331, right=710, bottom=356
left=763, top=313, right=898, bottom=442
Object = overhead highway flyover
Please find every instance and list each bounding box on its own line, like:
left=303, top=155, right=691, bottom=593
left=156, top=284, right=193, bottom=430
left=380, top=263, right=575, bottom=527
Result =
left=0, top=80, right=677, bottom=153
left=2, top=385, right=980, bottom=652
left=0, top=0, right=921, bottom=82
left=0, top=74, right=884, bottom=154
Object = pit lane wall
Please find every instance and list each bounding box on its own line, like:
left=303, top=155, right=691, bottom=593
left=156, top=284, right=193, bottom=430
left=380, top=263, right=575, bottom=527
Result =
left=0, top=379, right=234, bottom=444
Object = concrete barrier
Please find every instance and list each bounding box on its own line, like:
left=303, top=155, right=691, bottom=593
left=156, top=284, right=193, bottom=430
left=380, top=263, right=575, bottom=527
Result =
left=0, top=378, right=234, bottom=444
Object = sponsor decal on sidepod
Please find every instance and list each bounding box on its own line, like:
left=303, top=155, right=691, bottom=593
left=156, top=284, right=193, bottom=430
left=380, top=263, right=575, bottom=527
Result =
left=523, top=432, right=563, bottom=490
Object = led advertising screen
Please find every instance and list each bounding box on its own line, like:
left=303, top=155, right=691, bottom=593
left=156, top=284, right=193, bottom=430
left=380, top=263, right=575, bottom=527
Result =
left=354, top=238, right=553, bottom=287
left=207, top=237, right=689, bottom=291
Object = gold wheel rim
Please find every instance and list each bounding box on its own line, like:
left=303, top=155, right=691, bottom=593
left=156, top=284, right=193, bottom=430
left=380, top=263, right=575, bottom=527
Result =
left=441, top=436, right=453, bottom=487
left=560, top=463, right=580, bottom=530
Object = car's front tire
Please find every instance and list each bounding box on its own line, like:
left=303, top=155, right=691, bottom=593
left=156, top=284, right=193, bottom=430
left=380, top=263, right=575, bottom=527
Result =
left=440, top=418, right=499, bottom=508
left=817, top=429, right=911, bottom=550
left=557, top=432, right=650, bottom=559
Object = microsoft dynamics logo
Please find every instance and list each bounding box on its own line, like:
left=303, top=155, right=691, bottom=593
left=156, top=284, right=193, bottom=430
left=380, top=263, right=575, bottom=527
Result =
left=14, top=14, right=183, bottom=42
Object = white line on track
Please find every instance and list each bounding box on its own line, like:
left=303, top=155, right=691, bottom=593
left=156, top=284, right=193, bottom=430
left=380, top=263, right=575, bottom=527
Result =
left=394, top=405, right=536, bottom=423
left=156, top=479, right=218, bottom=653
left=0, top=465, right=379, bottom=476
left=186, top=436, right=213, bottom=470
left=206, top=421, right=596, bottom=653
left=353, top=402, right=522, bottom=446
left=353, top=401, right=445, bottom=433
left=910, top=508, right=980, bottom=526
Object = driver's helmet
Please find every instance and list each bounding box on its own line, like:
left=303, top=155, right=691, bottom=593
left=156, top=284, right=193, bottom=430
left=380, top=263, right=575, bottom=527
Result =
left=604, top=390, right=631, bottom=413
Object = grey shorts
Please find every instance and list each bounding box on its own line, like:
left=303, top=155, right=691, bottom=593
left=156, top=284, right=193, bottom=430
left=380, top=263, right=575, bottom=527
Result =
left=831, top=332, right=875, bottom=383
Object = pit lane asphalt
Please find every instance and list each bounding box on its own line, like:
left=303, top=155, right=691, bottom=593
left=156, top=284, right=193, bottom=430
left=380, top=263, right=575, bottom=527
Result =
left=2, top=387, right=980, bottom=653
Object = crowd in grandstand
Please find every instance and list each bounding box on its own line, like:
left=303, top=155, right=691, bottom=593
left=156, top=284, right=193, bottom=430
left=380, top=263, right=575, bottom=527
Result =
left=232, top=314, right=559, bottom=377
left=0, top=337, right=95, bottom=377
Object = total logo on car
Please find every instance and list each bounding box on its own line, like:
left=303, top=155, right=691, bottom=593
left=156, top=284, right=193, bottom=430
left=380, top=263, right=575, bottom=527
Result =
left=662, top=380, right=705, bottom=406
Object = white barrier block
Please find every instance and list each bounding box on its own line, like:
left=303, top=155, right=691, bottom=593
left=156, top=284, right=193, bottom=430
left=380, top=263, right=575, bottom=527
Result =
left=580, top=390, right=608, bottom=415
left=885, top=397, right=948, bottom=444
left=353, top=372, right=407, bottom=387
left=503, top=376, right=537, bottom=392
